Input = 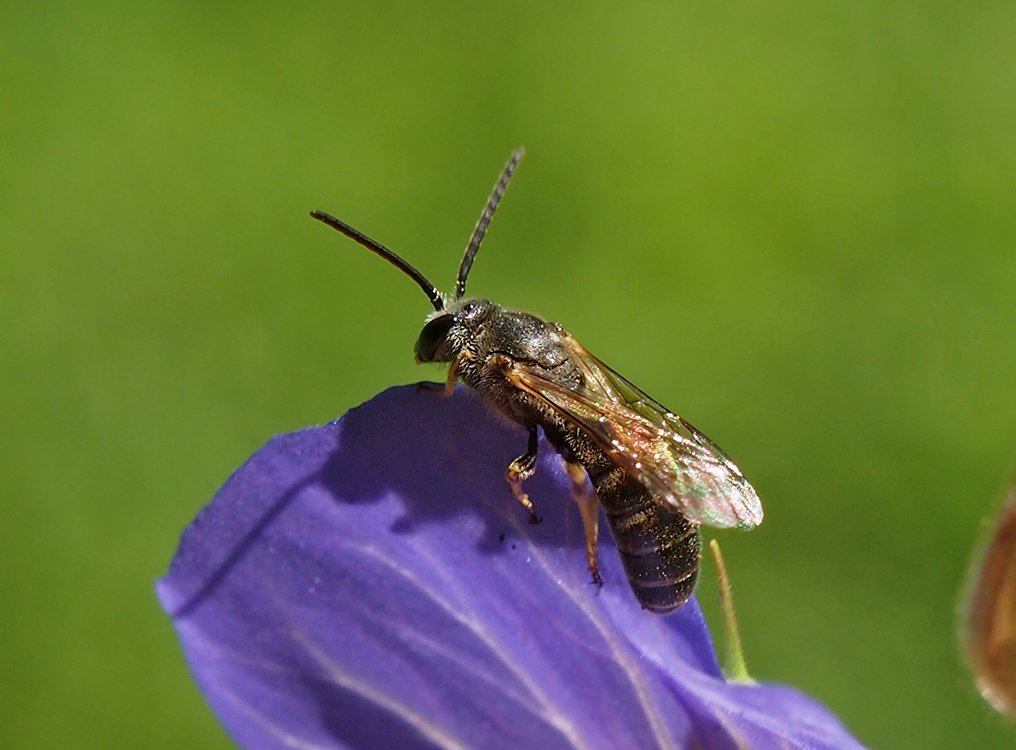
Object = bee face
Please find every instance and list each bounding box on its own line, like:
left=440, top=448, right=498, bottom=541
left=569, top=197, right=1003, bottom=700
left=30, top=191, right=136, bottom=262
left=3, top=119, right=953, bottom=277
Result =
left=415, top=299, right=496, bottom=364
left=415, top=314, right=455, bottom=363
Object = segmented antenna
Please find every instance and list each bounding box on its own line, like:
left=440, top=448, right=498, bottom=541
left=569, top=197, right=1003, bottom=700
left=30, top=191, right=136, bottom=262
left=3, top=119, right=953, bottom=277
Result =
left=455, top=147, right=525, bottom=299
left=309, top=210, right=445, bottom=311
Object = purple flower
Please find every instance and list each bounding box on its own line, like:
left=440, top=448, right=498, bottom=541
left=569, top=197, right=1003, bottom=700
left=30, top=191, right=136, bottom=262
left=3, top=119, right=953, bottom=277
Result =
left=158, top=385, right=866, bottom=750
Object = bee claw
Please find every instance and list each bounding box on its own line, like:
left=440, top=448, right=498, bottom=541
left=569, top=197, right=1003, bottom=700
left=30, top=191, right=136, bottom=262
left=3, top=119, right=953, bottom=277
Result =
left=528, top=513, right=543, bottom=526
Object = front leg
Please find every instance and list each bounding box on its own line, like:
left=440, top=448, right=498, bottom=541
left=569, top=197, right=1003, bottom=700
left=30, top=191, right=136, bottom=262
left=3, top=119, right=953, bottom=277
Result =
left=506, top=425, right=542, bottom=525
left=416, top=354, right=464, bottom=396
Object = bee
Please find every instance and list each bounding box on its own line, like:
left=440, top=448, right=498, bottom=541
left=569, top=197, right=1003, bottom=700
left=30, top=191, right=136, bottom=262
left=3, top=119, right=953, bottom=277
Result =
left=310, top=148, right=763, bottom=613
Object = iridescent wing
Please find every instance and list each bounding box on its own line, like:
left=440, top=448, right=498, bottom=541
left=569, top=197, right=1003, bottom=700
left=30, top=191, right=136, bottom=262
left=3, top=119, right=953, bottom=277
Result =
left=503, top=336, right=763, bottom=529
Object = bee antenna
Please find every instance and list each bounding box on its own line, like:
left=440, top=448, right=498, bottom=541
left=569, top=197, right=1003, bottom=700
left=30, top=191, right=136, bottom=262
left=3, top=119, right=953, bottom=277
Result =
left=309, top=210, right=445, bottom=311
left=455, top=147, right=525, bottom=299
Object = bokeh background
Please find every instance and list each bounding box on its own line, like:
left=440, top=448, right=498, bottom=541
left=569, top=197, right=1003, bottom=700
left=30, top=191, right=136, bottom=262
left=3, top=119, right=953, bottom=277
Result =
left=3, top=2, right=1015, bottom=747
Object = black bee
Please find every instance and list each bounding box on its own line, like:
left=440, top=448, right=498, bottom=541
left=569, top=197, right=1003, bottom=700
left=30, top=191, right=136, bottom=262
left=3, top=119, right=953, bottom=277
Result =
left=310, top=149, right=762, bottom=613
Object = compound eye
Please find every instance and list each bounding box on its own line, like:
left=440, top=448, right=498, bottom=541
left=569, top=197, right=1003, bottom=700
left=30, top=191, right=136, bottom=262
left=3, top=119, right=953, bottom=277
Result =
left=415, top=315, right=454, bottom=362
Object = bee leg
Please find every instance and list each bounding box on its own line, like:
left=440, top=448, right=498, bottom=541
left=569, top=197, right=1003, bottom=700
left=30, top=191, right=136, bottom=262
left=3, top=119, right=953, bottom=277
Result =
left=440, top=355, right=462, bottom=396
left=506, top=426, right=542, bottom=525
left=565, top=459, right=602, bottom=587
left=416, top=355, right=462, bottom=396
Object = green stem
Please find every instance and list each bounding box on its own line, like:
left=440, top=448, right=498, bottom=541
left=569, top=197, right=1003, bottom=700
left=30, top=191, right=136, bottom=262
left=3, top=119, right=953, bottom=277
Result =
left=709, top=538, right=753, bottom=683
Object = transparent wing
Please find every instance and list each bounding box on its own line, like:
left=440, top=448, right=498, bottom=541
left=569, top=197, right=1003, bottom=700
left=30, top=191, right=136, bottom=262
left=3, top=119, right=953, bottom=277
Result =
left=503, top=337, right=763, bottom=529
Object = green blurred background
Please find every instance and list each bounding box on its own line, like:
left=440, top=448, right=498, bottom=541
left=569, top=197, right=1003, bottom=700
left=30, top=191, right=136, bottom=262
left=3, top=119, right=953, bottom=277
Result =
left=3, top=2, right=1015, bottom=747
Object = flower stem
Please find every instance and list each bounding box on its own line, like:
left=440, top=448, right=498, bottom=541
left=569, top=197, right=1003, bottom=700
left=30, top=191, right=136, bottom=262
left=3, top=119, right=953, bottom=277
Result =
left=709, top=539, right=753, bottom=683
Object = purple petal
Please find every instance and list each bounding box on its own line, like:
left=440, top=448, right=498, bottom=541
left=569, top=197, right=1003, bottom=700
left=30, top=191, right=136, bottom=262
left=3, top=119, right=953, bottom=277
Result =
left=158, top=385, right=866, bottom=750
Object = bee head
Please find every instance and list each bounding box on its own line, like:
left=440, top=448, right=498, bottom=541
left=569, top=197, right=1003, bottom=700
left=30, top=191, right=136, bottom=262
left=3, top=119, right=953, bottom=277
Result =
left=415, top=299, right=496, bottom=363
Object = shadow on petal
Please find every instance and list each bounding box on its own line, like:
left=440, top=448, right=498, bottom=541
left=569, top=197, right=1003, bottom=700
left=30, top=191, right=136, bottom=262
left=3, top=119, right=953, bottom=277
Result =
left=316, top=384, right=586, bottom=558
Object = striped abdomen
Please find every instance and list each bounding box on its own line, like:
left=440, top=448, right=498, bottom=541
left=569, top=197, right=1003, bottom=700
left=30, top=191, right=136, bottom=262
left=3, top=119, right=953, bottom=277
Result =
left=592, top=463, right=702, bottom=614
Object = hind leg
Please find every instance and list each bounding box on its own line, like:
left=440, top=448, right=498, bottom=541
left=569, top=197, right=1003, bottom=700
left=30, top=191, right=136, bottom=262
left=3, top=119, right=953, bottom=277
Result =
left=564, top=459, right=602, bottom=587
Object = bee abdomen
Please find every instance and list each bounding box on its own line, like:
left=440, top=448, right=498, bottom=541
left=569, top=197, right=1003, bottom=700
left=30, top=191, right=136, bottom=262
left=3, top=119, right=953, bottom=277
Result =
left=594, top=466, right=702, bottom=614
